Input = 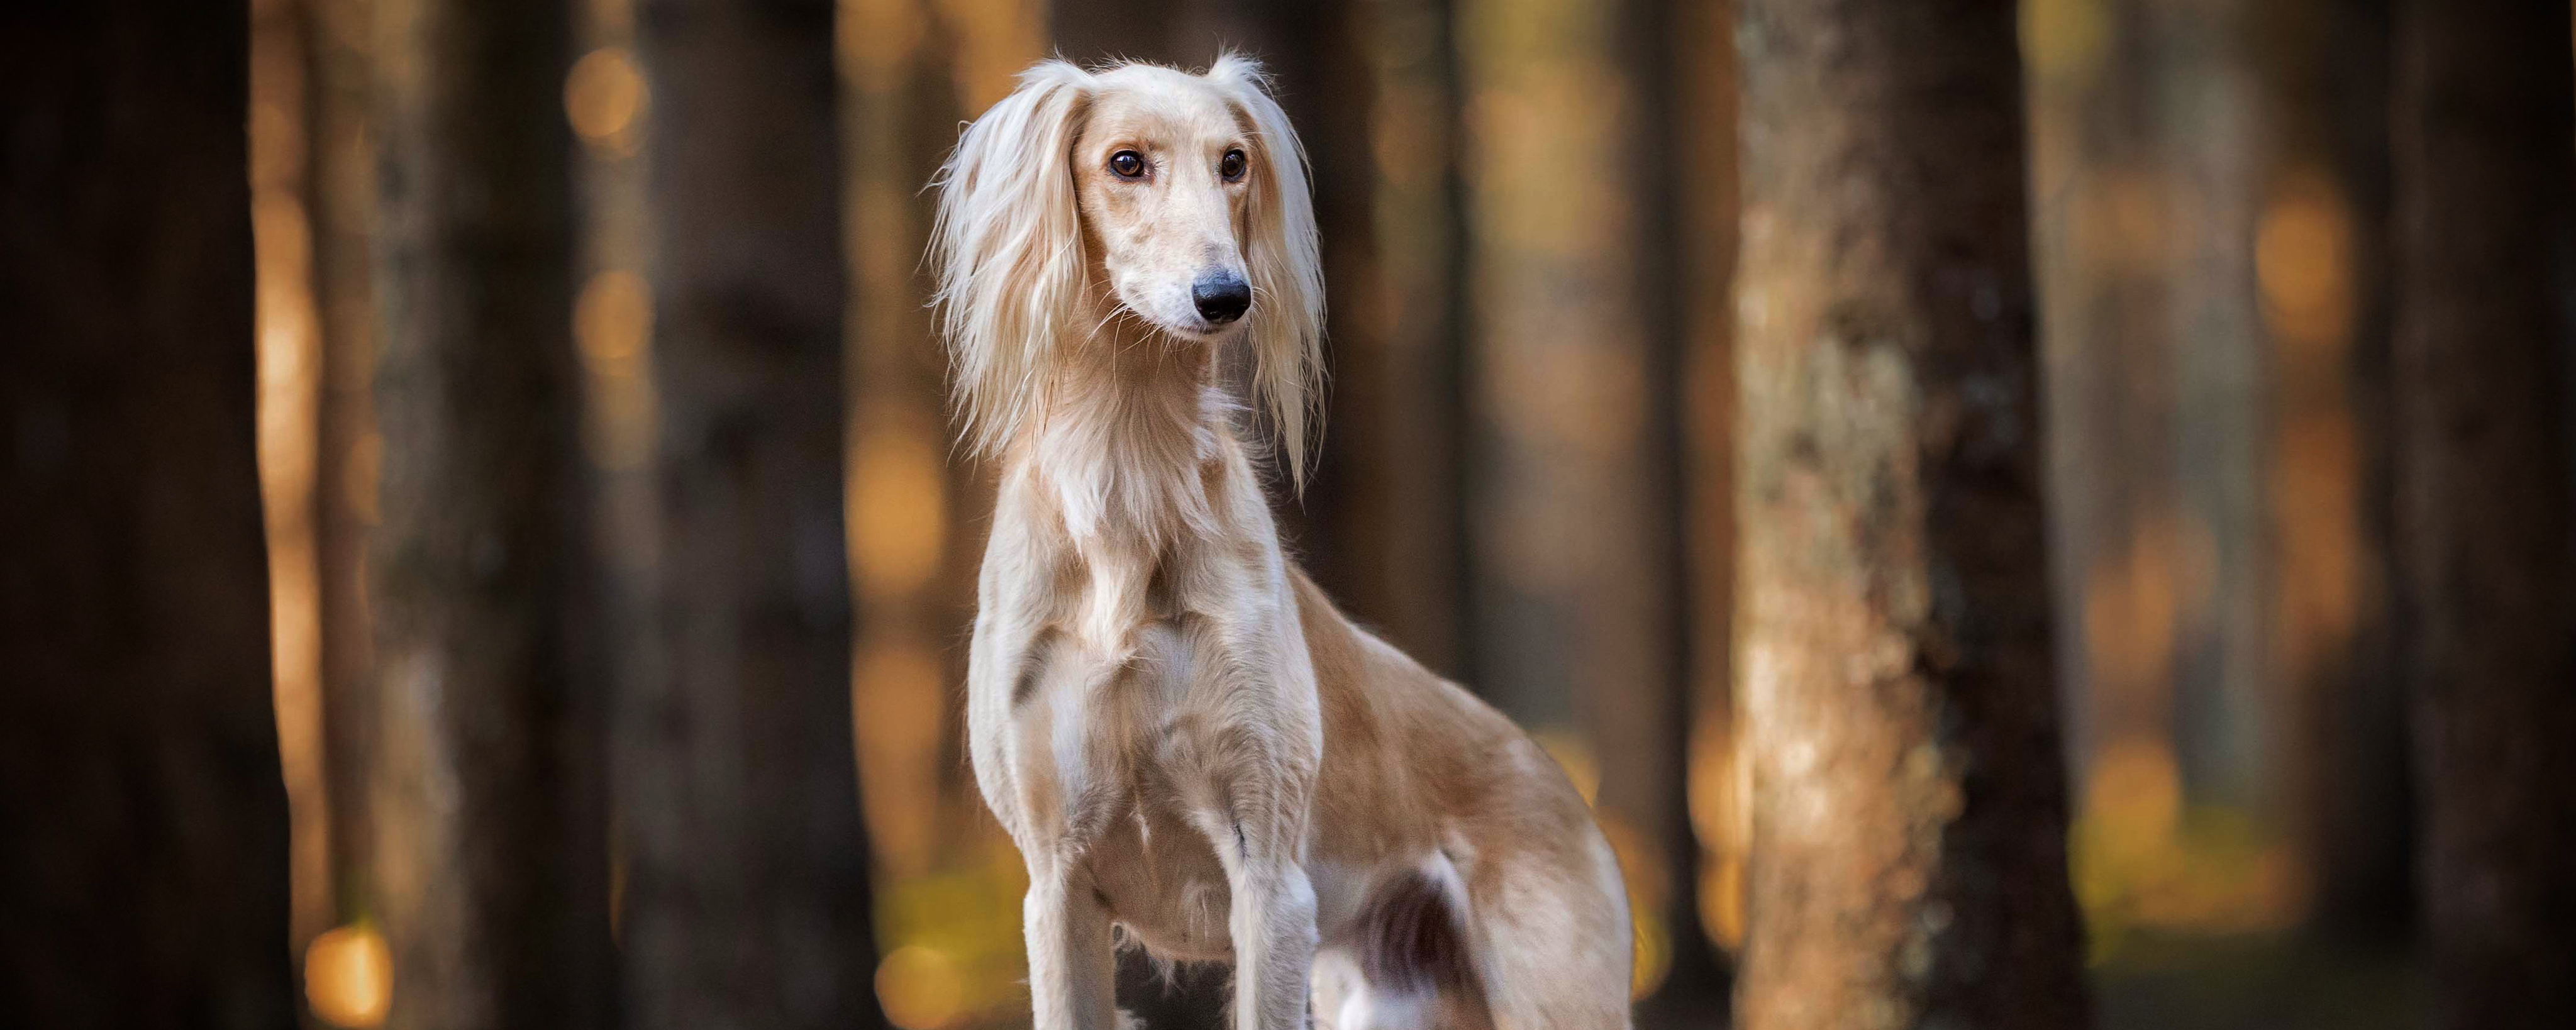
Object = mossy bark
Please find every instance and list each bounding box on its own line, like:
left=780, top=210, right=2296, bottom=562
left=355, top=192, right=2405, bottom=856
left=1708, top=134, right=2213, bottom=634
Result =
left=1731, top=2, right=2089, bottom=1027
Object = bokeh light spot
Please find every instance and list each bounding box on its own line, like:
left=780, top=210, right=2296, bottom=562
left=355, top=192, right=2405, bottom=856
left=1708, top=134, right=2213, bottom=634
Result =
left=877, top=944, right=965, bottom=1030
left=2257, top=172, right=2353, bottom=351
left=575, top=270, right=653, bottom=374
left=848, top=428, right=947, bottom=599
left=304, top=924, right=392, bottom=1028
left=575, top=270, right=657, bottom=470
left=565, top=48, right=647, bottom=155
left=853, top=643, right=948, bottom=877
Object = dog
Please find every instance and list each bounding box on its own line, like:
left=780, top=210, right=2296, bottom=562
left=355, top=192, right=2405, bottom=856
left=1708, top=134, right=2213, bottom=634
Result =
left=931, top=54, right=1634, bottom=1030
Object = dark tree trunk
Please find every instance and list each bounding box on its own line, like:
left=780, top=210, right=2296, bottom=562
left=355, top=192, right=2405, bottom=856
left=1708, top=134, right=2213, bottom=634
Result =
left=2313, top=0, right=2410, bottom=941
left=1731, top=3, right=2088, bottom=1029
left=1052, top=0, right=1195, bottom=68
left=0, top=4, right=294, bottom=1028
left=1659, top=0, right=1740, bottom=1002
left=1457, top=0, right=1683, bottom=1002
left=2255, top=0, right=2412, bottom=941
left=1313, top=0, right=1475, bottom=679
left=2390, top=3, right=2576, bottom=1027
left=367, top=0, right=610, bottom=1027
left=305, top=0, right=384, bottom=936
left=618, top=2, right=885, bottom=1027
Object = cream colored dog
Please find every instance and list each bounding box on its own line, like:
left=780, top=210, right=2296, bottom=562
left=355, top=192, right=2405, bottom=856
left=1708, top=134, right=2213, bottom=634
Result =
left=932, top=55, right=1633, bottom=1030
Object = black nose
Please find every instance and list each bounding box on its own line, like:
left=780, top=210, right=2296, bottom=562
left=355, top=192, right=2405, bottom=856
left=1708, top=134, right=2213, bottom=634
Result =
left=1193, top=275, right=1252, bottom=326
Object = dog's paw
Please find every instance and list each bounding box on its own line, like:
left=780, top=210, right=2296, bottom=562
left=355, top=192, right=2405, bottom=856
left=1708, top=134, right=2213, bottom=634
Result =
left=1117, top=1007, right=1147, bottom=1030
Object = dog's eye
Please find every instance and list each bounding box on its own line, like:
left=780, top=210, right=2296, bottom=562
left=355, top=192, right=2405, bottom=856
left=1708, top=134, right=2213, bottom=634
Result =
left=1109, top=150, right=1146, bottom=179
left=1219, top=148, right=1246, bottom=182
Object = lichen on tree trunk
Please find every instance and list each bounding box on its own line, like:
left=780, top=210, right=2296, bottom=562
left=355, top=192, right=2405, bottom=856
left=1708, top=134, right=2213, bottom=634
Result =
left=1731, top=2, right=2088, bottom=1027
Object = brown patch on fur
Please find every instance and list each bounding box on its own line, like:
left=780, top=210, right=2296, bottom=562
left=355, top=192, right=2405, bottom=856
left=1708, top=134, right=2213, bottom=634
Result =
left=1357, top=871, right=1467, bottom=993
left=1145, top=558, right=1179, bottom=618
left=1013, top=628, right=1062, bottom=707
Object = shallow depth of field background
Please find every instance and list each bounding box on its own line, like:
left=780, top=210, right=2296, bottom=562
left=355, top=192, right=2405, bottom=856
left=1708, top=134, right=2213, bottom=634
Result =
left=231, top=0, right=2435, bottom=1027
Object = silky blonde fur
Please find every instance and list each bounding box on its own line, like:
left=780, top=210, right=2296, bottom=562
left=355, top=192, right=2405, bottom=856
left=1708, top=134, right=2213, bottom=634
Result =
left=933, top=54, right=1634, bottom=1030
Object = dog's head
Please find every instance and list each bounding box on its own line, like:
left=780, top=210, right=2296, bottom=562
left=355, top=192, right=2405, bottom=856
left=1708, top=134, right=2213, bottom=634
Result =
left=932, top=55, right=1324, bottom=484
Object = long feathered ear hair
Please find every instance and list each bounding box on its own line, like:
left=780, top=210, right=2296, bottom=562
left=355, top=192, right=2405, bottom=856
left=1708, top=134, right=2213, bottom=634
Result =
left=1206, top=52, right=1326, bottom=490
left=931, top=60, right=1094, bottom=460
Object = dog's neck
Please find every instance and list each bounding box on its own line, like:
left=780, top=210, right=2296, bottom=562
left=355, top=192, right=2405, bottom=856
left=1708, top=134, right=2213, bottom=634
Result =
left=1003, top=319, right=1247, bottom=555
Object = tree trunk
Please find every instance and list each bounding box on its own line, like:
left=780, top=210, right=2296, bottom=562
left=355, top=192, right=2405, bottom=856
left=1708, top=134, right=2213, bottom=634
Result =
left=844, top=0, right=982, bottom=882
left=0, top=4, right=294, bottom=1027
left=2155, top=0, right=2272, bottom=811
left=1666, top=0, right=1742, bottom=995
left=2028, top=0, right=2178, bottom=800
left=2390, top=3, right=2576, bottom=1026
left=250, top=0, right=335, bottom=971
left=618, top=2, right=886, bottom=1027
left=2314, top=0, right=2410, bottom=941
left=1457, top=0, right=1682, bottom=1001
left=1314, top=0, right=1474, bottom=678
left=1626, top=0, right=1727, bottom=1009
left=1731, top=3, right=2088, bottom=1029
left=306, top=0, right=384, bottom=936
left=2255, top=0, right=2412, bottom=940
left=1051, top=0, right=1194, bottom=68
left=367, top=0, right=611, bottom=1027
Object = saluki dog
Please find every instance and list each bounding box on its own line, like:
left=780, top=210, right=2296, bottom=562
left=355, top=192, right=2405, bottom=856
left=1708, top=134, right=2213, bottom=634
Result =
left=933, top=54, right=1635, bottom=1030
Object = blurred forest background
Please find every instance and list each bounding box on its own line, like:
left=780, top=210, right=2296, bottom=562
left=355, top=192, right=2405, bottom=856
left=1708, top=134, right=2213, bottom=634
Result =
left=6, top=0, right=2575, bottom=1029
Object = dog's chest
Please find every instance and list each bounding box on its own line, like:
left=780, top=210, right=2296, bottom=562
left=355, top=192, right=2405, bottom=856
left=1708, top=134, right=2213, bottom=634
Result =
left=1006, top=612, right=1247, bottom=958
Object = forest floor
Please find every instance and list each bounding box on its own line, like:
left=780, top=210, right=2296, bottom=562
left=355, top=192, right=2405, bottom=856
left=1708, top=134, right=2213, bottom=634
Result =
left=978, top=928, right=2425, bottom=1029
left=1618, top=930, right=2425, bottom=1030
left=2094, top=930, right=2426, bottom=1030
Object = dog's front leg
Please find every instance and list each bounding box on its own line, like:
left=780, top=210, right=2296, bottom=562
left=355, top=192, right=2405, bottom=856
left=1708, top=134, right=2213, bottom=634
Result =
left=1216, top=810, right=1319, bottom=1030
left=1024, top=856, right=1119, bottom=1030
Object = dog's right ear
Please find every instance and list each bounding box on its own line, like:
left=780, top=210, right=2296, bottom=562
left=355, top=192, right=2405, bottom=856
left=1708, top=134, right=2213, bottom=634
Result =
left=932, top=60, right=1093, bottom=458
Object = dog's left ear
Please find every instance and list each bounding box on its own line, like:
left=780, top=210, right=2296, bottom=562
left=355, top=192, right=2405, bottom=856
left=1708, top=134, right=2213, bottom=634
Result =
left=1208, top=53, right=1326, bottom=490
